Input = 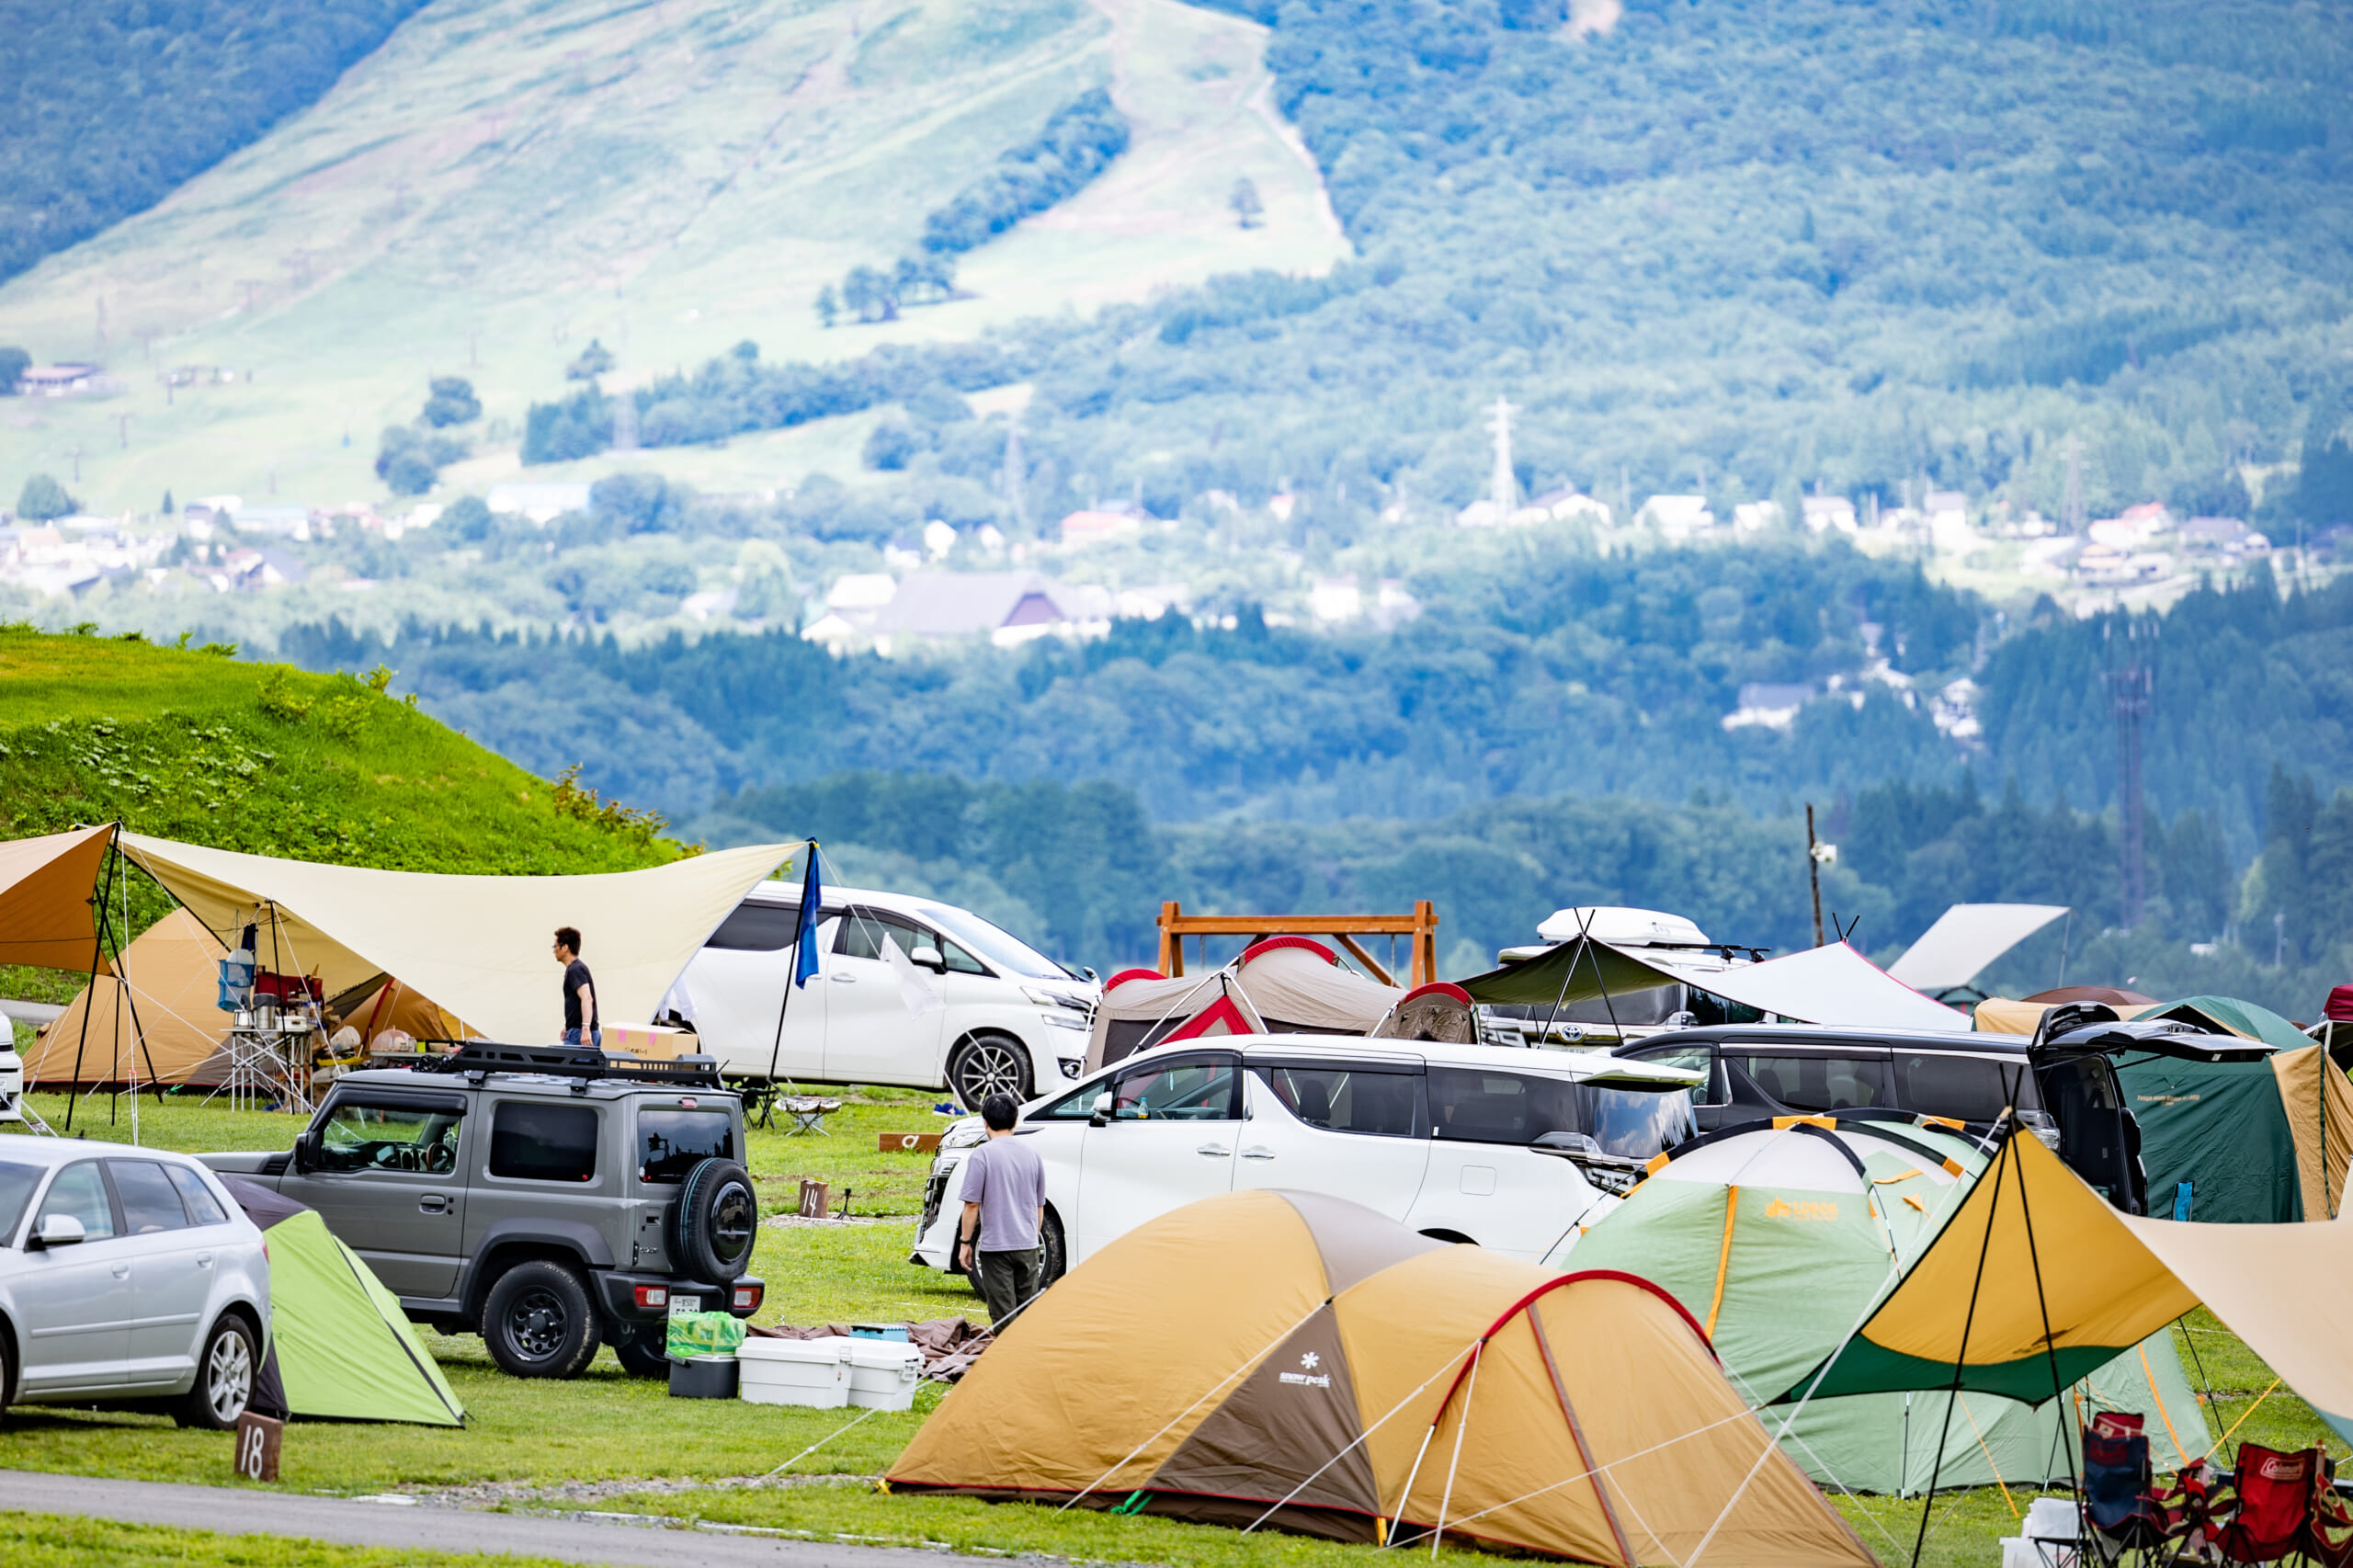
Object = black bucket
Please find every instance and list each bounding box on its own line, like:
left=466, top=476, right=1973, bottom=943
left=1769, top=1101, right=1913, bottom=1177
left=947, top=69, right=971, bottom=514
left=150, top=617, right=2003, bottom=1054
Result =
left=668, top=1356, right=740, bottom=1399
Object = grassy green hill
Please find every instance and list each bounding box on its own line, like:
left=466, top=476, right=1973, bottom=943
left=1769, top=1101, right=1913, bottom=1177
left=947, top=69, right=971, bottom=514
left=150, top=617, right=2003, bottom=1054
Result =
left=0, top=0, right=1345, bottom=515
left=0, top=624, right=678, bottom=1003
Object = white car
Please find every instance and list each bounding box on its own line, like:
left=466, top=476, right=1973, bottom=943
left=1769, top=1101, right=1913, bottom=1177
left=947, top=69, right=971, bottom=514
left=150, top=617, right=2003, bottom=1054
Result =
left=909, top=1034, right=1701, bottom=1285
left=0, top=1138, right=269, bottom=1427
left=679, top=882, right=1100, bottom=1107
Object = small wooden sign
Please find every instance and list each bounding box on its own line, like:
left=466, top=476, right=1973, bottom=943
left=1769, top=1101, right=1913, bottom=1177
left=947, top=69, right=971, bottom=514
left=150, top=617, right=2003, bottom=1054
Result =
left=879, top=1131, right=942, bottom=1154
left=797, top=1177, right=831, bottom=1218
left=233, top=1411, right=282, bottom=1482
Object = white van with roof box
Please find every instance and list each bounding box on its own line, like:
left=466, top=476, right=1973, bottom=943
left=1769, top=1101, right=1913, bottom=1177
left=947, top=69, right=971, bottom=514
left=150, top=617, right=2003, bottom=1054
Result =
left=679, top=882, right=1100, bottom=1108
left=908, top=1033, right=1701, bottom=1287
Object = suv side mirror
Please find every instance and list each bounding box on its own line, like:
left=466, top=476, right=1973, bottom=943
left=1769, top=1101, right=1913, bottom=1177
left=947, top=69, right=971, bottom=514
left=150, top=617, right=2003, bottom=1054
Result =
left=31, top=1213, right=85, bottom=1249
left=909, top=945, right=946, bottom=972
left=1088, top=1092, right=1112, bottom=1128
left=293, top=1129, right=323, bottom=1174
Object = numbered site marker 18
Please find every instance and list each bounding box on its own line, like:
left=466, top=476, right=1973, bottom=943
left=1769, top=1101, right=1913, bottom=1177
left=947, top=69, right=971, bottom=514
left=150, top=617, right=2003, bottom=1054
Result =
left=233, top=1411, right=282, bottom=1483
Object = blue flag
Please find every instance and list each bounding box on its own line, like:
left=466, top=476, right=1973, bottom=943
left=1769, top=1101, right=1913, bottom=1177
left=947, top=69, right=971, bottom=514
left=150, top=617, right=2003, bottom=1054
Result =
left=791, top=844, right=823, bottom=988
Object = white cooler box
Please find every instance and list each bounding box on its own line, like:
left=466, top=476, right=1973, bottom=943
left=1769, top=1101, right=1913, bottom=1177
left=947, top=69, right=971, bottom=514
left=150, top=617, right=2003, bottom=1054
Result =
left=738, top=1336, right=926, bottom=1411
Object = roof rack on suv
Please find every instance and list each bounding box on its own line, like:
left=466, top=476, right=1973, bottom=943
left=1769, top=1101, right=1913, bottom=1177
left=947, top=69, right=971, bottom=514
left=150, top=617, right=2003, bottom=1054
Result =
left=418, top=1041, right=724, bottom=1088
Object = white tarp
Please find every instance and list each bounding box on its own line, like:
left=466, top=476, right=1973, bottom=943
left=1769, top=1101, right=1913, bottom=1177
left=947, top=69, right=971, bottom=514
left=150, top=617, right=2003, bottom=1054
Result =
left=119, top=834, right=798, bottom=1044
left=1886, top=903, right=2069, bottom=991
left=1655, top=940, right=1970, bottom=1033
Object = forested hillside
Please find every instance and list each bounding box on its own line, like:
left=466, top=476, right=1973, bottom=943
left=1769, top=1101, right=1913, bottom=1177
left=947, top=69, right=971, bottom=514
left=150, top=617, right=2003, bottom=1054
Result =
left=522, top=0, right=2353, bottom=535
left=0, top=0, right=426, bottom=287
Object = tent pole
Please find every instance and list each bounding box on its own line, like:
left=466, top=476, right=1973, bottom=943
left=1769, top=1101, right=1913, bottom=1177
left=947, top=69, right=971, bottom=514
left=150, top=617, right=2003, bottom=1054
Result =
left=60, top=843, right=111, bottom=1132
left=1535, top=908, right=1593, bottom=1045
left=2009, top=1112, right=2082, bottom=1506
left=111, top=828, right=165, bottom=1106
left=1909, top=1130, right=2015, bottom=1568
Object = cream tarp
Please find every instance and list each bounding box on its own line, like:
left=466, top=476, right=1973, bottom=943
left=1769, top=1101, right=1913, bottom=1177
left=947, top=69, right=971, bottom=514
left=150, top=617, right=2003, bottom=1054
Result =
left=118, top=835, right=798, bottom=1044
left=2118, top=1210, right=2353, bottom=1447
left=1464, top=937, right=1968, bottom=1032
left=0, top=824, right=116, bottom=974
left=1887, top=903, right=2068, bottom=991
left=24, top=906, right=224, bottom=1085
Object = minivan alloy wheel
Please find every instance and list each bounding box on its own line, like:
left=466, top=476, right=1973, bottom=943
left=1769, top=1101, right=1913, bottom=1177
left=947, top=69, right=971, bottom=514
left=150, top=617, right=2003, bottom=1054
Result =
left=950, top=1037, right=1029, bottom=1109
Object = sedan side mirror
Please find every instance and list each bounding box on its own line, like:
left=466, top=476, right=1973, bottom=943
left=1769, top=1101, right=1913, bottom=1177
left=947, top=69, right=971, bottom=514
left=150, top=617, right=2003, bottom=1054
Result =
left=31, top=1213, right=85, bottom=1249
left=1088, top=1092, right=1112, bottom=1128
left=909, top=946, right=946, bottom=972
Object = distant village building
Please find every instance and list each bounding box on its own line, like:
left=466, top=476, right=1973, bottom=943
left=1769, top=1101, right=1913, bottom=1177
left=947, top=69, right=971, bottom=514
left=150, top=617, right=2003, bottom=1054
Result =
left=1059, top=503, right=1150, bottom=548
left=1802, top=495, right=1858, bottom=534
left=1639, top=494, right=1715, bottom=540
left=1310, top=576, right=1363, bottom=622
left=488, top=482, right=593, bottom=524
left=1731, top=500, right=1784, bottom=533
left=1722, top=682, right=1813, bottom=732
left=16, top=363, right=108, bottom=398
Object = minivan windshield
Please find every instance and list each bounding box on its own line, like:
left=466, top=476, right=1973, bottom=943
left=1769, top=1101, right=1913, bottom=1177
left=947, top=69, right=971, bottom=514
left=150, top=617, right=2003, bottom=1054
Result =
left=915, top=903, right=1076, bottom=981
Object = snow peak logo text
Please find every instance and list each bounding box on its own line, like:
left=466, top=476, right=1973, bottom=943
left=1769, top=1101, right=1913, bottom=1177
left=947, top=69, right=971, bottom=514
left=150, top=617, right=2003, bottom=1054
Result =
left=1281, top=1351, right=1332, bottom=1389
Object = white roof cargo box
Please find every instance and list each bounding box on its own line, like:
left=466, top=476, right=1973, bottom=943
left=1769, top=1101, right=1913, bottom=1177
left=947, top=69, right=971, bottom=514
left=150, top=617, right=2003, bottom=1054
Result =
left=1535, top=907, right=1712, bottom=948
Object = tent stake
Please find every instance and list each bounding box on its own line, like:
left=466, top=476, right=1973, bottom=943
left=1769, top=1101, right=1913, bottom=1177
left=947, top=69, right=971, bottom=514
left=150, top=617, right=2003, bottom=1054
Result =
left=1909, top=1130, right=2014, bottom=1568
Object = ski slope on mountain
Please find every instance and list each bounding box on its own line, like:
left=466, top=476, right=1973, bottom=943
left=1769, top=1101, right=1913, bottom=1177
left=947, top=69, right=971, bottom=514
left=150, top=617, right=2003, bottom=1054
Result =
left=0, top=0, right=1346, bottom=513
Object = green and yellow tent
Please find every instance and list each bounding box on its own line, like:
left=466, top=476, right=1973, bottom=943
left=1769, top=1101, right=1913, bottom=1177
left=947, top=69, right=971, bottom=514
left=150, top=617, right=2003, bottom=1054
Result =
left=1561, top=1117, right=2203, bottom=1494
left=223, top=1178, right=465, bottom=1426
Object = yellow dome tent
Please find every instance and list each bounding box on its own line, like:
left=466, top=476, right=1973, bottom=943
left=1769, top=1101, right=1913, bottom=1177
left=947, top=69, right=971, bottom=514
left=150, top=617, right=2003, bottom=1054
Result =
left=889, top=1187, right=1875, bottom=1566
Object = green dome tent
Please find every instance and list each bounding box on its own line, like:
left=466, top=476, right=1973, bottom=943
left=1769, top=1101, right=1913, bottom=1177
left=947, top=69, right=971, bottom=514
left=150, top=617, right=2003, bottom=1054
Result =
left=223, top=1178, right=465, bottom=1426
left=1558, top=1117, right=2204, bottom=1495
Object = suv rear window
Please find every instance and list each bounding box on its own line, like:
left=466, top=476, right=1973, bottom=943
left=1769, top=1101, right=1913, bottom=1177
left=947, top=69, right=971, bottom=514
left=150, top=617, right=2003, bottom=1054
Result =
left=490, top=1103, right=599, bottom=1183
left=1733, top=1053, right=1889, bottom=1113
left=639, top=1109, right=734, bottom=1183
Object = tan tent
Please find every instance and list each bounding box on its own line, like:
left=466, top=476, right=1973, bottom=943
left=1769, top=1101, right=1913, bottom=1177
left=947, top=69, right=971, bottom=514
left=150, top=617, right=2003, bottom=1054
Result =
left=2272, top=1042, right=2353, bottom=1220
left=0, top=824, right=115, bottom=974
left=1086, top=938, right=1405, bottom=1070
left=23, top=907, right=231, bottom=1085
left=889, top=1187, right=1876, bottom=1566
left=25, top=910, right=468, bottom=1086
left=118, top=834, right=796, bottom=1042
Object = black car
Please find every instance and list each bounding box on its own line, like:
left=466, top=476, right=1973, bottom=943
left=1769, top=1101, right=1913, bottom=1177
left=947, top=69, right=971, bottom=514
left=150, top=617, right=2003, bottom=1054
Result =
left=1614, top=1023, right=2153, bottom=1213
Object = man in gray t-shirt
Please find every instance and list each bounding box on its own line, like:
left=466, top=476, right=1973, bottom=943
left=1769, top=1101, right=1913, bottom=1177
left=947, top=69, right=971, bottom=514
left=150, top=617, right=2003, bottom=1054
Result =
left=958, top=1093, right=1047, bottom=1326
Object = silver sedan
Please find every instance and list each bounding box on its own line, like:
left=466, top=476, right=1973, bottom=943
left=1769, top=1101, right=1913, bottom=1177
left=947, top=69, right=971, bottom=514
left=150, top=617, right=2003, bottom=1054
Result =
left=0, top=1137, right=270, bottom=1427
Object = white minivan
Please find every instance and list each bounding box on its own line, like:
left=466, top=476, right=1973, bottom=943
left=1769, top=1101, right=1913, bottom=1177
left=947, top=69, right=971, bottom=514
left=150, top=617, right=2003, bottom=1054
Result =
left=678, top=882, right=1101, bottom=1107
left=909, top=1034, right=1701, bottom=1286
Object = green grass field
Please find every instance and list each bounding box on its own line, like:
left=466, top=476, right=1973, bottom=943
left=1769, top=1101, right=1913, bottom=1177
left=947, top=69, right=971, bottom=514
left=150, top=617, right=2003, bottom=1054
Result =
left=5, top=1088, right=2341, bottom=1568
left=0, top=0, right=1348, bottom=517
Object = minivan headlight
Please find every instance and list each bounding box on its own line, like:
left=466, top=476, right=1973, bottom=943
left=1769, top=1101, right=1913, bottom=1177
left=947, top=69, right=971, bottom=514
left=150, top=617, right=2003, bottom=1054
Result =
left=1025, top=986, right=1090, bottom=1014
left=939, top=1119, right=989, bottom=1152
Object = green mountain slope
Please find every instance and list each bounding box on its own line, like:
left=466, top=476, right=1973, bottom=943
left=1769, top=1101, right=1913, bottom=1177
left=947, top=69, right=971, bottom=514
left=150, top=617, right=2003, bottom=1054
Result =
left=0, top=1, right=429, bottom=289
left=0, top=626, right=676, bottom=875
left=0, top=0, right=1345, bottom=513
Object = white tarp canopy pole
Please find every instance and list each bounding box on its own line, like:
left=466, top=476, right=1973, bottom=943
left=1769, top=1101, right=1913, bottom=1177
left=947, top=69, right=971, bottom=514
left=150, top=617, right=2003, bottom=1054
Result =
left=1885, top=903, right=2070, bottom=992
left=118, top=834, right=800, bottom=1044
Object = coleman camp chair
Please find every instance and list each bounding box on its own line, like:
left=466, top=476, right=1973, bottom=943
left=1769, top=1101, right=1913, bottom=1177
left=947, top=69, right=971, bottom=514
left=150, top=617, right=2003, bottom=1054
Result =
left=2211, top=1443, right=2353, bottom=1566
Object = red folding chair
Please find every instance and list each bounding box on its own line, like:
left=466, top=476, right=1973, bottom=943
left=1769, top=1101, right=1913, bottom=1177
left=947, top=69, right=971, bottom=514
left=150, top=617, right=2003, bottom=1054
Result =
left=2211, top=1444, right=2353, bottom=1566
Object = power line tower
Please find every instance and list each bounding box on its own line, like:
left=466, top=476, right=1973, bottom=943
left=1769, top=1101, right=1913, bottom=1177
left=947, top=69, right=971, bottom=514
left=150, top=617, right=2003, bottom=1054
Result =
left=2103, top=617, right=2155, bottom=929
left=1485, top=397, right=1518, bottom=517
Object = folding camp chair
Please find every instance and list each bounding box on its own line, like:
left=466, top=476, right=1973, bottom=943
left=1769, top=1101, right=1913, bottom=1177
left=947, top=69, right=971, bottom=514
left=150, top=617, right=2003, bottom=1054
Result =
left=2210, top=1443, right=2353, bottom=1566
left=2080, top=1417, right=2183, bottom=1566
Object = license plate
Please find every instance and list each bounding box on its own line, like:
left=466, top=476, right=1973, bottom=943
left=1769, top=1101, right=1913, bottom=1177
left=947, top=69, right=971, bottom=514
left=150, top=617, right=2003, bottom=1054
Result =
left=667, top=1294, right=700, bottom=1316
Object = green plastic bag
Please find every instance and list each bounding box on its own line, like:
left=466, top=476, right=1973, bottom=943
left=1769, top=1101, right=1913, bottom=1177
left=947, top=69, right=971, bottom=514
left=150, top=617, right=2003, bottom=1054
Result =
left=665, top=1310, right=745, bottom=1360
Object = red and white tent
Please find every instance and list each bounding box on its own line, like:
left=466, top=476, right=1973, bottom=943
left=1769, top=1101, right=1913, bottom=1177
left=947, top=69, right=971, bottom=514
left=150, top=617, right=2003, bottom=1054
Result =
left=1086, top=937, right=1406, bottom=1070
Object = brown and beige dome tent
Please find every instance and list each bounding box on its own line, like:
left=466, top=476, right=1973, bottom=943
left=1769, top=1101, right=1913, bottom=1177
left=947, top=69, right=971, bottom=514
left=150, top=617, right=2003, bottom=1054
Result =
left=887, top=1188, right=1875, bottom=1566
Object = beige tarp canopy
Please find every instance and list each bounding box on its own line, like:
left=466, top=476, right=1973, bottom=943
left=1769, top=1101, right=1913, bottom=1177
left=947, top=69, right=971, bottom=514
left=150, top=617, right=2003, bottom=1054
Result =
left=1463, top=937, right=1968, bottom=1032
left=118, top=835, right=799, bottom=1044
left=1886, top=903, right=2069, bottom=991
left=0, top=824, right=116, bottom=974
left=23, top=907, right=223, bottom=1085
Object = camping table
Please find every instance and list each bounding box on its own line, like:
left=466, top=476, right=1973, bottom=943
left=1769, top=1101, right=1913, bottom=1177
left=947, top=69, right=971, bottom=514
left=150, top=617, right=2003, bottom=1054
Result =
left=219, top=1024, right=314, bottom=1115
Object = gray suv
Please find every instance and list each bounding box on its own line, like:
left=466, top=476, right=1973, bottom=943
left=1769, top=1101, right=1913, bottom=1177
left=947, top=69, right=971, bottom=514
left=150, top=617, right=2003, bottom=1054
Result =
left=203, top=1044, right=761, bottom=1380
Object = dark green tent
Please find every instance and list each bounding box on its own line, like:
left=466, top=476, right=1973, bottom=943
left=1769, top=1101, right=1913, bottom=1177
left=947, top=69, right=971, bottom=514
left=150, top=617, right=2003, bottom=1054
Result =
left=2117, top=1055, right=2303, bottom=1222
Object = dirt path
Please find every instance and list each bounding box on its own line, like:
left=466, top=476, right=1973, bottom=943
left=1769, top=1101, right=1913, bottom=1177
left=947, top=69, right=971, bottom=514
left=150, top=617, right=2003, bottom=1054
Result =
left=0, top=1469, right=1005, bottom=1568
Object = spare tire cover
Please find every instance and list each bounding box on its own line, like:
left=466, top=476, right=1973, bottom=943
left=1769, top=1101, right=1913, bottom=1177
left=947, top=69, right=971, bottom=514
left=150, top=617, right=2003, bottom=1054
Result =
left=672, top=1157, right=756, bottom=1283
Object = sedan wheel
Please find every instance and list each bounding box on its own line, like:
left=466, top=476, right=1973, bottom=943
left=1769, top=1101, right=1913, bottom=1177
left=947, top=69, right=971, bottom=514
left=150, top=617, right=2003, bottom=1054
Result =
left=949, top=1036, right=1030, bottom=1111
left=172, top=1316, right=256, bottom=1429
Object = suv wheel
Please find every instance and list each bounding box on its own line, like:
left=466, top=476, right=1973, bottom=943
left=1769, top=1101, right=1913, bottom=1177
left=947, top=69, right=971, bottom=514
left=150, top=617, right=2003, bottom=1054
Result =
left=609, top=1321, right=670, bottom=1379
left=172, top=1314, right=256, bottom=1429
left=672, top=1158, right=757, bottom=1284
left=483, top=1260, right=602, bottom=1379
left=964, top=1209, right=1066, bottom=1298
left=948, top=1034, right=1031, bottom=1111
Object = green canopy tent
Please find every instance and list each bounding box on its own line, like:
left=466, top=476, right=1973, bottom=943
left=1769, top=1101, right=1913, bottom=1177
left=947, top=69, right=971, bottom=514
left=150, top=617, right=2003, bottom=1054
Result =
left=223, top=1178, right=465, bottom=1426
left=1559, top=1117, right=2206, bottom=1494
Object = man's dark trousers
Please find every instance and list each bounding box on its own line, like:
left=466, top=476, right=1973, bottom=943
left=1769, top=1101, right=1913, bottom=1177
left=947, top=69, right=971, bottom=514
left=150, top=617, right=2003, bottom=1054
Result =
left=977, top=1247, right=1042, bottom=1326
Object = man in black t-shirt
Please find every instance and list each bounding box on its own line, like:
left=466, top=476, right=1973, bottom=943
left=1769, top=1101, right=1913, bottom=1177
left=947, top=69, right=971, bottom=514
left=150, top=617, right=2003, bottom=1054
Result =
left=553, top=926, right=599, bottom=1049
